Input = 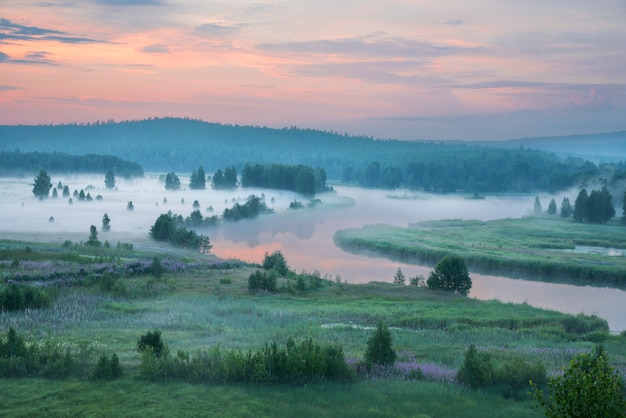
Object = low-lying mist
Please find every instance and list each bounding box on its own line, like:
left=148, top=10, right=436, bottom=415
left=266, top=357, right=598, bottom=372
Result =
left=2, top=174, right=624, bottom=331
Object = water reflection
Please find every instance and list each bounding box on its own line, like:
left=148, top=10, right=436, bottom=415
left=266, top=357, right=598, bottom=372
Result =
left=211, top=185, right=626, bottom=332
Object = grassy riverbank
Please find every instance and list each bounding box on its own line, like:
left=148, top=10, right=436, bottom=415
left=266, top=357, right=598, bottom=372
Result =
left=334, top=216, right=626, bottom=287
left=1, top=240, right=625, bottom=416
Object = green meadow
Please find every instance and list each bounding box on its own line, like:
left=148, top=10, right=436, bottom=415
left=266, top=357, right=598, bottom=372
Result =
left=334, top=216, right=626, bottom=287
left=1, top=238, right=625, bottom=417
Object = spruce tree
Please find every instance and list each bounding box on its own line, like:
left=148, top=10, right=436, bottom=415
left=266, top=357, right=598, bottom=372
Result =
left=32, top=169, right=52, bottom=199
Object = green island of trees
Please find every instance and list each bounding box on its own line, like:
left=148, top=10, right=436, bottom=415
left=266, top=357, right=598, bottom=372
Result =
left=241, top=163, right=330, bottom=195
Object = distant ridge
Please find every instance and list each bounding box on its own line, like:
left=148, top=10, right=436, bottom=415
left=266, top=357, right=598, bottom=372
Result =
left=478, top=131, right=626, bottom=161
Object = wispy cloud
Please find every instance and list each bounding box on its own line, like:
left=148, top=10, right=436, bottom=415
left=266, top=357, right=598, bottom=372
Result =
left=0, top=18, right=105, bottom=44
left=0, top=49, right=57, bottom=65
left=258, top=35, right=483, bottom=58
left=0, top=84, right=22, bottom=91
left=193, top=22, right=241, bottom=38
left=93, top=0, right=164, bottom=5
left=140, top=43, right=170, bottom=54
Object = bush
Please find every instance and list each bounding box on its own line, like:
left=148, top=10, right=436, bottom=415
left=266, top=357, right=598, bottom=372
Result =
left=531, top=344, right=626, bottom=417
left=0, top=284, right=50, bottom=312
left=262, top=251, right=288, bottom=276
left=138, top=336, right=353, bottom=384
left=137, top=330, right=167, bottom=358
left=248, top=270, right=277, bottom=293
left=365, top=321, right=396, bottom=367
left=93, top=353, right=122, bottom=380
left=456, top=344, right=494, bottom=388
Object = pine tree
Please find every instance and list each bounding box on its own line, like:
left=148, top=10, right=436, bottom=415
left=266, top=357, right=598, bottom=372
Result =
left=105, top=170, right=116, bottom=189
left=533, top=196, right=542, bottom=214
left=365, top=321, right=396, bottom=366
left=393, top=267, right=405, bottom=285
left=560, top=197, right=572, bottom=218
left=32, top=169, right=52, bottom=199
left=102, top=213, right=111, bottom=232
left=547, top=198, right=557, bottom=215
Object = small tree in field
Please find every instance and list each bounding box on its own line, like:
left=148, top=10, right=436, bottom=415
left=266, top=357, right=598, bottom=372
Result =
left=560, top=197, right=573, bottom=218
left=365, top=320, right=396, bottom=367
left=262, top=251, right=288, bottom=276
left=32, top=169, right=52, bottom=199
left=87, top=225, right=101, bottom=246
left=547, top=199, right=557, bottom=215
left=427, top=255, right=472, bottom=296
left=393, top=267, right=405, bottom=285
left=533, top=196, right=542, bottom=214
left=530, top=344, right=626, bottom=418
left=102, top=213, right=111, bottom=232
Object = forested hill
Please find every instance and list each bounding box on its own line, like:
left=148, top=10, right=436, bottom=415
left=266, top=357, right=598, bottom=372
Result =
left=0, top=117, right=622, bottom=193
left=478, top=131, right=626, bottom=162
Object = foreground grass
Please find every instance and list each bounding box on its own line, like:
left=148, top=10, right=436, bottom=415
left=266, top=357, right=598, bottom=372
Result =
left=1, top=239, right=624, bottom=417
left=334, top=216, right=626, bottom=287
left=0, top=378, right=541, bottom=418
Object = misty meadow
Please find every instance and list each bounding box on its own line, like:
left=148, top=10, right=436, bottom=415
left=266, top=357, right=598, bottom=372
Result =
left=0, top=120, right=625, bottom=417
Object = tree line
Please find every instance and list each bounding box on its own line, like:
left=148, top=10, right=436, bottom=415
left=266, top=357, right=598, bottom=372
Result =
left=2, top=117, right=620, bottom=194
left=0, top=150, right=143, bottom=177
left=241, top=163, right=329, bottom=195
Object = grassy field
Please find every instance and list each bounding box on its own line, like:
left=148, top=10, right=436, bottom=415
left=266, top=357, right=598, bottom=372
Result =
left=334, top=216, right=626, bottom=287
left=1, top=239, right=625, bottom=417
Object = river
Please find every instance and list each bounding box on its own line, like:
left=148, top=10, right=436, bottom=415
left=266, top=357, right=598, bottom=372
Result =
left=1, top=176, right=624, bottom=331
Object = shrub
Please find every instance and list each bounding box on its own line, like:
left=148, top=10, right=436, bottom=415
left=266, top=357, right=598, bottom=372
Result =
left=93, top=353, right=122, bottom=380
left=531, top=344, right=626, bottom=418
left=456, top=344, right=494, bottom=388
left=248, top=270, right=277, bottom=293
left=0, top=284, right=50, bottom=312
left=262, top=251, right=288, bottom=276
left=137, top=330, right=167, bottom=358
left=365, top=321, right=396, bottom=367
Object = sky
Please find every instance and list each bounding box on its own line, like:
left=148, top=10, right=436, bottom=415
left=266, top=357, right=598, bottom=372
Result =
left=1, top=1, right=625, bottom=140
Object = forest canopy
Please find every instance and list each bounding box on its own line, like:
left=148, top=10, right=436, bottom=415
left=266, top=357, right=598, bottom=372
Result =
left=0, top=150, right=144, bottom=177
left=0, top=117, right=622, bottom=194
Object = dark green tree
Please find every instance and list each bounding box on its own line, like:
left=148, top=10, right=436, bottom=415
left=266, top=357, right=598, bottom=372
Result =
left=32, top=169, right=52, bottom=198
left=126, top=201, right=134, bottom=211
left=189, top=166, right=206, bottom=190
left=622, top=189, right=626, bottom=224
left=102, top=213, right=111, bottom=232
left=547, top=198, right=557, bottom=215
left=393, top=267, right=405, bottom=285
left=165, top=172, right=180, bottom=190
left=365, top=320, right=396, bottom=367
left=531, top=345, right=626, bottom=418
left=137, top=329, right=167, bottom=358
left=104, top=170, right=116, bottom=189
left=52, top=188, right=58, bottom=198
left=150, top=256, right=164, bottom=279
left=62, top=185, right=70, bottom=197
left=87, top=225, right=101, bottom=246
left=427, top=255, right=472, bottom=296
left=573, top=188, right=588, bottom=222
left=263, top=251, right=288, bottom=276
left=533, top=195, right=542, bottom=214
left=456, top=344, right=494, bottom=388
left=560, top=197, right=572, bottom=218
